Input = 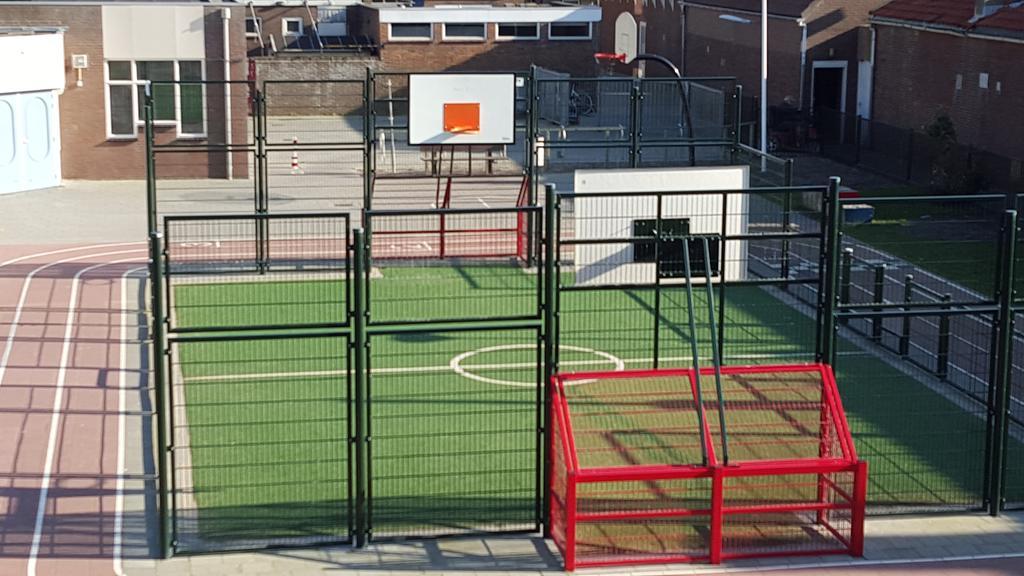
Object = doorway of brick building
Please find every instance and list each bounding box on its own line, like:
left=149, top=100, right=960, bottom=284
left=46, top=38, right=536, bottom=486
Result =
left=812, top=61, right=848, bottom=145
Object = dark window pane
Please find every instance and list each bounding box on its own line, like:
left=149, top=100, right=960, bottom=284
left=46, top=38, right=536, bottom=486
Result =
left=445, top=23, right=485, bottom=39
left=180, top=61, right=203, bottom=82
left=139, top=83, right=176, bottom=121
left=109, top=85, right=134, bottom=136
left=497, top=23, right=537, bottom=38
left=390, top=23, right=431, bottom=39
left=550, top=23, right=589, bottom=38
left=180, top=84, right=204, bottom=134
left=246, top=17, right=261, bottom=34
left=108, top=61, right=131, bottom=81
left=137, top=61, right=173, bottom=81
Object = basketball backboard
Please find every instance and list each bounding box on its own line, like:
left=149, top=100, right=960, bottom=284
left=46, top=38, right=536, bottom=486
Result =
left=408, top=74, right=515, bottom=146
left=615, top=12, right=638, bottom=64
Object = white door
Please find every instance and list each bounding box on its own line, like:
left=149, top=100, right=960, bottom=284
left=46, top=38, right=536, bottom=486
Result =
left=0, top=90, right=61, bottom=195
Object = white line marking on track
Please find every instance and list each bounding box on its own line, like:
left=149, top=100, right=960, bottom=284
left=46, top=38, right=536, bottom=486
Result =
left=477, top=198, right=490, bottom=208
left=0, top=241, right=144, bottom=270
left=0, top=248, right=147, bottom=392
left=23, top=255, right=145, bottom=576
left=114, top=266, right=146, bottom=576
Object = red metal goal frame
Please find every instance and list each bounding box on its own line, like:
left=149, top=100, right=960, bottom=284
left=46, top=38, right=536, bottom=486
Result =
left=549, top=363, right=867, bottom=570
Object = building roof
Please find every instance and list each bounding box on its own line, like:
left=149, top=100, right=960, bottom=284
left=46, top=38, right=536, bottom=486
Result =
left=683, top=0, right=813, bottom=19
left=872, top=0, right=1024, bottom=35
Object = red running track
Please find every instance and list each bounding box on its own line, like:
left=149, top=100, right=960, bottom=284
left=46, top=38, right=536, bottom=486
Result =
left=0, top=243, right=149, bottom=576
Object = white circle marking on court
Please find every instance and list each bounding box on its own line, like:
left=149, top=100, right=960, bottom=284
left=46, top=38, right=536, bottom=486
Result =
left=450, top=344, right=625, bottom=387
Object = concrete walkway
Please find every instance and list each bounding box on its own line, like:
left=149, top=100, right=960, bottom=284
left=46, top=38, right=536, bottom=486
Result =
left=117, top=513, right=1024, bottom=576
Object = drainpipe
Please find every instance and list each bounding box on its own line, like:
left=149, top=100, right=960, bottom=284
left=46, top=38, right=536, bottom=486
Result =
left=223, top=8, right=233, bottom=180
left=798, top=18, right=807, bottom=110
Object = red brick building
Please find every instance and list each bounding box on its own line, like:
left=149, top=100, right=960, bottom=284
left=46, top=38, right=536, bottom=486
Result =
left=870, top=0, right=1024, bottom=161
left=0, top=1, right=249, bottom=188
left=597, top=0, right=889, bottom=119
left=347, top=3, right=602, bottom=76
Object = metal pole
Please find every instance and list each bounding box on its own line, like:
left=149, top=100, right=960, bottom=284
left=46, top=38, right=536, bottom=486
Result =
left=352, top=228, right=368, bottom=544
left=989, top=210, right=1017, bottom=515
left=629, top=79, right=641, bottom=168
left=900, top=274, right=913, bottom=357
left=701, top=237, right=729, bottom=465
left=149, top=231, right=172, bottom=558
left=542, top=183, right=558, bottom=535
left=145, top=96, right=157, bottom=235
left=820, top=177, right=842, bottom=365
left=937, top=294, right=952, bottom=380
left=760, top=0, right=768, bottom=172
left=653, top=197, right=663, bottom=368
left=681, top=239, right=710, bottom=466
left=222, top=8, right=233, bottom=180
left=872, top=264, right=886, bottom=342
left=839, top=248, right=853, bottom=325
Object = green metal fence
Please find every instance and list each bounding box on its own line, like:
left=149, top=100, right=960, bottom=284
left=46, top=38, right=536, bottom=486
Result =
left=147, top=71, right=1024, bottom=560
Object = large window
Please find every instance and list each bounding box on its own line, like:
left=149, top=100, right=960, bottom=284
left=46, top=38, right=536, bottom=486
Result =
left=496, top=23, right=539, bottom=40
left=105, top=60, right=205, bottom=139
left=389, top=23, right=432, bottom=41
left=549, top=22, right=591, bottom=40
left=443, top=23, right=486, bottom=41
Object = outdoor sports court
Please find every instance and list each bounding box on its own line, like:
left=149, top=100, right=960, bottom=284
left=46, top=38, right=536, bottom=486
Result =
left=3, top=63, right=1024, bottom=576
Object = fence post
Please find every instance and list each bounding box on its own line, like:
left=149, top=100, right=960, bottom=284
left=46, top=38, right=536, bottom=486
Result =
left=819, top=177, right=842, bottom=365
left=839, top=248, right=853, bottom=325
left=363, top=69, right=375, bottom=215
left=145, top=98, right=157, bottom=235
left=871, top=264, right=886, bottom=342
left=905, top=129, right=915, bottom=182
left=542, top=183, right=559, bottom=534
left=937, top=294, right=952, bottom=380
left=988, top=210, right=1017, bottom=515
left=352, top=228, right=368, bottom=544
left=730, top=84, right=743, bottom=163
left=149, top=231, right=172, bottom=558
left=629, top=80, right=642, bottom=168
left=900, top=274, right=914, bottom=357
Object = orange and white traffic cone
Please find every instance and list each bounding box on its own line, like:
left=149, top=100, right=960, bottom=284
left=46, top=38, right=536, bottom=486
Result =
left=290, top=136, right=302, bottom=174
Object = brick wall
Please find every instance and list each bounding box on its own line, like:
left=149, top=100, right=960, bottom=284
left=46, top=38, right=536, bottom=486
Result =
left=683, top=5, right=803, bottom=106
left=0, top=5, right=249, bottom=180
left=872, top=24, right=1024, bottom=161
left=597, top=0, right=684, bottom=77
left=376, top=22, right=598, bottom=75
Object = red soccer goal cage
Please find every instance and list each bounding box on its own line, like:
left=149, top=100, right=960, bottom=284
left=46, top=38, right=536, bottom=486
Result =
left=549, top=363, right=867, bottom=570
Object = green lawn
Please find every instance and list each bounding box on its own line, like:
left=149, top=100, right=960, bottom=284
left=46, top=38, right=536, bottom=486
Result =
left=847, top=187, right=1002, bottom=295
left=170, top=264, right=1024, bottom=547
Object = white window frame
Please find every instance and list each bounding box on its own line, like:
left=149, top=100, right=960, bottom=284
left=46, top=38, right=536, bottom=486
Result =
left=547, top=22, right=592, bottom=41
left=388, top=22, right=433, bottom=42
left=104, top=60, right=138, bottom=140
left=810, top=60, right=849, bottom=114
left=282, top=17, right=304, bottom=37
left=442, top=22, right=486, bottom=42
left=495, top=22, right=539, bottom=41
left=103, top=60, right=207, bottom=141
left=246, top=16, right=263, bottom=38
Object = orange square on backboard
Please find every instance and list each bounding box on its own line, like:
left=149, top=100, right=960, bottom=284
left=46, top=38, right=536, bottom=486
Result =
left=443, top=103, right=480, bottom=134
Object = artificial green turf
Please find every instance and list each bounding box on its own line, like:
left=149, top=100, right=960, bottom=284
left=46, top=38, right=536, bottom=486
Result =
left=846, top=187, right=1002, bottom=296
left=171, top=264, right=1022, bottom=545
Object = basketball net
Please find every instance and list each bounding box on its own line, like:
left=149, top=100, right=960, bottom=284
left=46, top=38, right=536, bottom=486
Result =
left=594, top=52, right=626, bottom=77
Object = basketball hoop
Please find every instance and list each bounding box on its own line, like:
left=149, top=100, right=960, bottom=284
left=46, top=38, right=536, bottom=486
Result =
left=594, top=53, right=626, bottom=75
left=593, top=52, right=627, bottom=63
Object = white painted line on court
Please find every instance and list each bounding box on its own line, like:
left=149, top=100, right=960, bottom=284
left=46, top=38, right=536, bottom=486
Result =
left=114, top=266, right=146, bottom=576
left=0, top=248, right=147, bottom=393
left=451, top=344, right=624, bottom=387
left=477, top=198, right=490, bottom=208
left=182, top=351, right=807, bottom=384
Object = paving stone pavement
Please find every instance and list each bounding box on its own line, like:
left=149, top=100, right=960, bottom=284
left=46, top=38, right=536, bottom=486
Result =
left=119, top=512, right=1024, bottom=575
